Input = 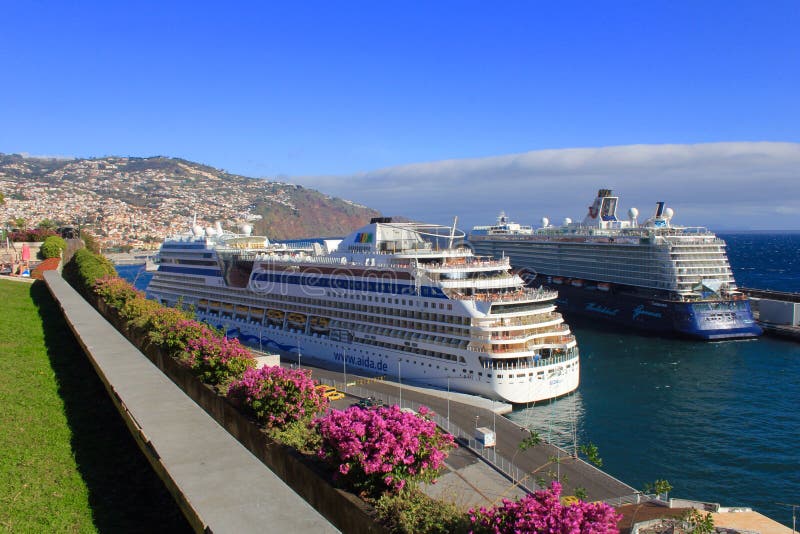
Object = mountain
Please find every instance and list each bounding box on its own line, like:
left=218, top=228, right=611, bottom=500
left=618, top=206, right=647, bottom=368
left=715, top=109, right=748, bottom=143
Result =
left=0, top=154, right=381, bottom=245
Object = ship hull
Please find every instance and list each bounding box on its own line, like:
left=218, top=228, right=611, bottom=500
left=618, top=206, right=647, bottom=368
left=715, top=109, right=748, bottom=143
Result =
left=539, top=279, right=761, bottom=340
left=194, top=309, right=579, bottom=404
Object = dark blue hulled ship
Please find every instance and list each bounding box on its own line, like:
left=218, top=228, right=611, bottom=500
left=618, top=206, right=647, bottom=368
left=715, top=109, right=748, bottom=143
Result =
left=468, top=189, right=762, bottom=340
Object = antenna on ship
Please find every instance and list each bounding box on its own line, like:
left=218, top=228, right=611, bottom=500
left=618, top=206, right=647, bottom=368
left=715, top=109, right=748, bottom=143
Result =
left=448, top=216, right=458, bottom=249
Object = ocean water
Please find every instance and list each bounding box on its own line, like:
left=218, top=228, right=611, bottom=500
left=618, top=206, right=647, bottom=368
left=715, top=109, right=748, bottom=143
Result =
left=507, top=233, right=800, bottom=526
left=118, top=234, right=800, bottom=525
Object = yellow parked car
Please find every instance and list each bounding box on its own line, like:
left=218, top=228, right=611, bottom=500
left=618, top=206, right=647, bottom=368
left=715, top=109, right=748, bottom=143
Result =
left=325, top=391, right=346, bottom=401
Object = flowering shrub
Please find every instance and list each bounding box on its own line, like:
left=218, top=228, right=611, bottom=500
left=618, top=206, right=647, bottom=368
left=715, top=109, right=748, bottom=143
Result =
left=181, top=335, right=255, bottom=388
left=469, top=481, right=621, bottom=534
left=10, top=228, right=57, bottom=242
left=94, top=275, right=142, bottom=309
left=227, top=366, right=328, bottom=429
left=315, top=405, right=456, bottom=496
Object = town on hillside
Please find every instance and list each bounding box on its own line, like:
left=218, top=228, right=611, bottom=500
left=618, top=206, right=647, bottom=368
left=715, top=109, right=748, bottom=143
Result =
left=0, top=154, right=377, bottom=250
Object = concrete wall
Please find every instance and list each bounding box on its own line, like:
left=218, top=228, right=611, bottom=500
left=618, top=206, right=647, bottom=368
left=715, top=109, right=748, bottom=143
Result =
left=758, top=299, right=800, bottom=326
left=95, top=300, right=386, bottom=534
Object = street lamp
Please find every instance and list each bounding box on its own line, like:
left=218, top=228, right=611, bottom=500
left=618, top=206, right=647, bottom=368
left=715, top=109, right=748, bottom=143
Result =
left=343, top=348, right=347, bottom=392
left=258, top=326, right=263, bottom=352
left=447, top=376, right=451, bottom=433
left=398, top=359, right=402, bottom=408
left=296, top=345, right=301, bottom=369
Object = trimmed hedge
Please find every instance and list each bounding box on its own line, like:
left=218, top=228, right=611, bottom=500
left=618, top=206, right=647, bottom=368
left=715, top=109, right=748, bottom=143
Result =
left=40, top=236, right=67, bottom=259
left=63, top=248, right=117, bottom=298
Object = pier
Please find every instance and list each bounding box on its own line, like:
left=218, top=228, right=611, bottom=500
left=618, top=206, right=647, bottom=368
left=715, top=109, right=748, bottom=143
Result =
left=741, top=287, right=800, bottom=341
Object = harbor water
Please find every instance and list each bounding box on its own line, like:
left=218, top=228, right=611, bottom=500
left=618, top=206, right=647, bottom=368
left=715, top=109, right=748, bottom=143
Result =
left=117, top=233, right=800, bottom=526
left=507, top=233, right=800, bottom=526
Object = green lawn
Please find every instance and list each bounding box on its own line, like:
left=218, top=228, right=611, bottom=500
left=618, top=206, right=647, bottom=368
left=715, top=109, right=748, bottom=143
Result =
left=0, top=279, right=191, bottom=533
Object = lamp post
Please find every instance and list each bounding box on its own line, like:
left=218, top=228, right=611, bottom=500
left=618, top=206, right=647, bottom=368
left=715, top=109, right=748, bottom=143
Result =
left=258, top=326, right=263, bottom=352
left=343, top=348, right=347, bottom=392
left=447, top=376, right=451, bottom=433
left=398, top=359, right=402, bottom=408
left=296, top=345, right=301, bottom=369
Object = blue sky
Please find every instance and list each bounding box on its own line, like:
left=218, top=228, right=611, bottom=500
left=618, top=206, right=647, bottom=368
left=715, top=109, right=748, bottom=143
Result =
left=1, top=1, right=798, bottom=228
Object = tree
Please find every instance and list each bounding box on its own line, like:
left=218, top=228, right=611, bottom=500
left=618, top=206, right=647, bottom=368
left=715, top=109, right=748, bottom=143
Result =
left=81, top=231, right=101, bottom=254
left=579, top=442, right=603, bottom=467
left=644, top=479, right=673, bottom=500
left=0, top=191, right=5, bottom=204
left=518, top=429, right=542, bottom=451
left=37, top=218, right=57, bottom=231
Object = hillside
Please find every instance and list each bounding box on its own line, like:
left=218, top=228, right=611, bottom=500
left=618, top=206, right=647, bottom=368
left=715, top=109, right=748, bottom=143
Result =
left=0, top=154, right=381, bottom=245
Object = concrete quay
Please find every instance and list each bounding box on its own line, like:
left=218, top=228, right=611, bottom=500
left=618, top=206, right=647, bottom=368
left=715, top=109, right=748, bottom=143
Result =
left=742, top=287, right=800, bottom=341
left=43, top=272, right=339, bottom=534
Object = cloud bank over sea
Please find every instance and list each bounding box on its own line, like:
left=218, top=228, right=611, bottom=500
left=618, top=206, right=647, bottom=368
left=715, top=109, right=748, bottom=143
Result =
left=298, top=142, right=800, bottom=231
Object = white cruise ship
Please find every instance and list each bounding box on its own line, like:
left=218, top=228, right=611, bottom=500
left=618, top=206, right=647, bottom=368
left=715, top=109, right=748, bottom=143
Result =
left=146, top=218, right=580, bottom=403
left=469, top=189, right=761, bottom=340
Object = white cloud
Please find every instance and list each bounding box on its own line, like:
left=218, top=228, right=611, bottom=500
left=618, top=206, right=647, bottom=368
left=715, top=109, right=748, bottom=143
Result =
left=297, top=142, right=800, bottom=231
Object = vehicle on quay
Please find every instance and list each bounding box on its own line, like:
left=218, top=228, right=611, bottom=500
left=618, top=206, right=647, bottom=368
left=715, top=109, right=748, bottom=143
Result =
left=146, top=217, right=580, bottom=404
left=468, top=189, right=761, bottom=340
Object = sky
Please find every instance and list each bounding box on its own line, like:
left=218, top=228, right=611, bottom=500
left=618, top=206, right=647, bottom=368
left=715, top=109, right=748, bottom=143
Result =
left=1, top=1, right=798, bottom=230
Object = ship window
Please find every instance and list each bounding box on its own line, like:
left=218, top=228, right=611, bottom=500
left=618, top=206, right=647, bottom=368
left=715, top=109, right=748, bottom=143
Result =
left=424, top=302, right=429, bottom=308
left=496, top=374, right=502, bottom=378
left=487, top=374, right=492, bottom=378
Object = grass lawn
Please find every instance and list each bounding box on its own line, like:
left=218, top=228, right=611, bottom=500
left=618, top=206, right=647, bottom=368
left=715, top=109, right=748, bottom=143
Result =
left=0, top=279, right=191, bottom=533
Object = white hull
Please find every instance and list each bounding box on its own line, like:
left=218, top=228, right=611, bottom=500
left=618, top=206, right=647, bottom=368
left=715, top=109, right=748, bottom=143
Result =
left=198, top=310, right=579, bottom=404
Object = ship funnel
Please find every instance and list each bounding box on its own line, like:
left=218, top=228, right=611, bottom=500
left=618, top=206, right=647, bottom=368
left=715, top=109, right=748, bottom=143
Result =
left=655, top=202, right=665, bottom=218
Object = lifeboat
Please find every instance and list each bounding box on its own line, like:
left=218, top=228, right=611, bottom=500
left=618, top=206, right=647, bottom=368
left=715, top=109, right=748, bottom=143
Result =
left=570, top=279, right=584, bottom=288
left=208, top=301, right=220, bottom=308
left=287, top=313, right=307, bottom=327
left=598, top=282, right=611, bottom=292
left=198, top=299, right=209, bottom=306
left=222, top=302, right=234, bottom=311
left=309, top=316, right=330, bottom=331
left=266, top=310, right=285, bottom=325
left=553, top=277, right=565, bottom=285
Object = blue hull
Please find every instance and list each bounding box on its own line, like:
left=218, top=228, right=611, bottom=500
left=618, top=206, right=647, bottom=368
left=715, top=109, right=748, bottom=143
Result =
left=541, top=280, right=762, bottom=340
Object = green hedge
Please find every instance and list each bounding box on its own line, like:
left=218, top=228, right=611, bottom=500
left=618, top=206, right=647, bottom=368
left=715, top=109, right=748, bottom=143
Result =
left=40, top=236, right=67, bottom=259
left=63, top=248, right=117, bottom=298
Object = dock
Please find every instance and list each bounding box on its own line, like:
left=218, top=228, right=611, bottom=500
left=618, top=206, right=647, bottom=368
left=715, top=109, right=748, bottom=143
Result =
left=741, top=287, right=800, bottom=341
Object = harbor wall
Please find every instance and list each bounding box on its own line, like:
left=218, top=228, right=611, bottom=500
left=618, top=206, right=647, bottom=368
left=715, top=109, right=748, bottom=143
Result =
left=757, top=299, right=800, bottom=326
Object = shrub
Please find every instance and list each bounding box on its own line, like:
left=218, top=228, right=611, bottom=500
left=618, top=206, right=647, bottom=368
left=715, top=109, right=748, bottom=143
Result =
left=40, top=235, right=67, bottom=259
left=9, top=228, right=57, bottom=242
left=181, top=336, right=256, bottom=389
left=315, top=405, right=456, bottom=496
left=469, top=481, right=621, bottom=534
left=63, top=248, right=117, bottom=297
left=94, top=275, right=141, bottom=309
left=374, top=488, right=469, bottom=534
left=227, top=366, right=328, bottom=430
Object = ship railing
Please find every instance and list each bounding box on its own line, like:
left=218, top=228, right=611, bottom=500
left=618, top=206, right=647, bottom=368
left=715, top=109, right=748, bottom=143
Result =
left=424, top=259, right=510, bottom=271
left=449, top=287, right=558, bottom=303
left=489, top=324, right=570, bottom=341
left=478, top=352, right=578, bottom=371
left=474, top=312, right=561, bottom=329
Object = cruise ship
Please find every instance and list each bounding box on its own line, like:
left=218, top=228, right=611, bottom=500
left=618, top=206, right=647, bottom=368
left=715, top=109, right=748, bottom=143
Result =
left=469, top=189, right=761, bottom=340
left=146, top=218, right=580, bottom=403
